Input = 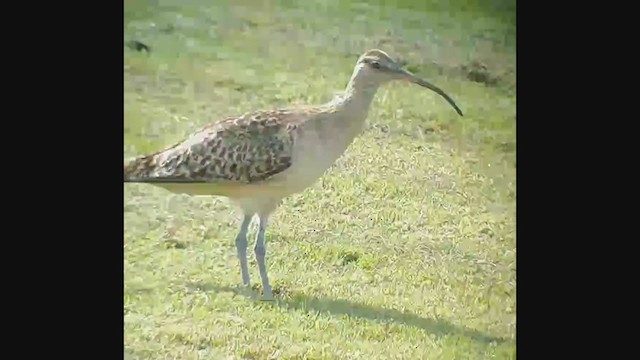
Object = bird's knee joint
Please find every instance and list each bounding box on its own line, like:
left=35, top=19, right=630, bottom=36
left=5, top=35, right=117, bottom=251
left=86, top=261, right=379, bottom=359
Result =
left=235, top=236, right=248, bottom=248
left=254, top=245, right=266, bottom=258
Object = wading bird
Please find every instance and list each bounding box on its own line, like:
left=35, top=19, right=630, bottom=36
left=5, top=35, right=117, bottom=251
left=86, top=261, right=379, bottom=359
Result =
left=124, top=49, right=463, bottom=300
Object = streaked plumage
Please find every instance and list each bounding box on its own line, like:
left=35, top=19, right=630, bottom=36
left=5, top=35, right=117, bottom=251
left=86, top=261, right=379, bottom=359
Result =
left=124, top=109, right=303, bottom=184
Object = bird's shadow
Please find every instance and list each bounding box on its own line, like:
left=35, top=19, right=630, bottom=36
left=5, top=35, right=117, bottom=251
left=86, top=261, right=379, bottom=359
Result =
left=194, top=283, right=510, bottom=345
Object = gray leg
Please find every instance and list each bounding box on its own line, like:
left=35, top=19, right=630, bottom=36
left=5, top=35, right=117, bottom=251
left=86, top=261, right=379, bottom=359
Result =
left=235, top=214, right=253, bottom=287
left=255, top=215, right=273, bottom=300
left=164, top=195, right=181, bottom=239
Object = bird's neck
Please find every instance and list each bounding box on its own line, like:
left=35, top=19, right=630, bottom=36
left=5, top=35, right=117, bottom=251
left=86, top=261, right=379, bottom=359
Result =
left=328, top=73, right=381, bottom=123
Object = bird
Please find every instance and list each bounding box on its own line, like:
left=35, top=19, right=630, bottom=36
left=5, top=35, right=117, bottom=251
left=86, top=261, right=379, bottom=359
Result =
left=124, top=49, right=463, bottom=300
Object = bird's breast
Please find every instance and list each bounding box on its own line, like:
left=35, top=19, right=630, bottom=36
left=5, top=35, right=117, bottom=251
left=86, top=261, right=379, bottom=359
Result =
left=273, top=117, right=364, bottom=192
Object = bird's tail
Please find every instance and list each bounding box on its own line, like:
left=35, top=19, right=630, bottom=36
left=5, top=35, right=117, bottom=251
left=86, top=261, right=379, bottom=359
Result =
left=124, top=154, right=159, bottom=182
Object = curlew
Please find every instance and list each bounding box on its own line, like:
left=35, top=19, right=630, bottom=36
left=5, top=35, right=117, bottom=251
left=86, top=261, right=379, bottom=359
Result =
left=124, top=49, right=463, bottom=300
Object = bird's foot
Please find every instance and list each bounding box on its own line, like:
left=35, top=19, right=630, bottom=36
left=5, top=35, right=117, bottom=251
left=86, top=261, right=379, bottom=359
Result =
left=234, top=284, right=257, bottom=299
left=249, top=283, right=274, bottom=301
left=260, top=290, right=274, bottom=301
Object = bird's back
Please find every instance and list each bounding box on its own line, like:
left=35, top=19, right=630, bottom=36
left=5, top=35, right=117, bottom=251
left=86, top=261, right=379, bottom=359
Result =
left=124, top=106, right=326, bottom=197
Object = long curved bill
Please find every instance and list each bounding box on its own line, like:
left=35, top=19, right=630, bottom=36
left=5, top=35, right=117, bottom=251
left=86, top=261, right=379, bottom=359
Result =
left=396, top=68, right=464, bottom=116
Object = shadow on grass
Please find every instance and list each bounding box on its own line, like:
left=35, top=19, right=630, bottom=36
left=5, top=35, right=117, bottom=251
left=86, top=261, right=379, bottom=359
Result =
left=199, top=283, right=509, bottom=345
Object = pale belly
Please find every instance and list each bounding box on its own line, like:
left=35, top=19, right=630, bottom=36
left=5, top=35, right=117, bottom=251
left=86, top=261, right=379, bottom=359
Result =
left=152, top=182, right=290, bottom=198
left=269, top=132, right=353, bottom=193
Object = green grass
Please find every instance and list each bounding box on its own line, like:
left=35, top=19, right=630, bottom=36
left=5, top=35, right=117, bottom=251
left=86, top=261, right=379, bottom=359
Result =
left=124, top=0, right=516, bottom=358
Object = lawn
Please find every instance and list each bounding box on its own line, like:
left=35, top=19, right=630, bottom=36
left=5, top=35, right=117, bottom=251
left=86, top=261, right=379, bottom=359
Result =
left=124, top=0, right=516, bottom=358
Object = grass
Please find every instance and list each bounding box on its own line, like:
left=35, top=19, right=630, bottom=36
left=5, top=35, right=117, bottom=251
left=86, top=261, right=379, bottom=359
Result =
left=124, top=0, right=516, bottom=358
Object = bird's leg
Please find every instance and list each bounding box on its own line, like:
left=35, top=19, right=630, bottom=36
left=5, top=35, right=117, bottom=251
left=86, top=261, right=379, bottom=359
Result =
left=235, top=214, right=253, bottom=287
left=164, top=195, right=182, bottom=240
left=255, top=214, right=273, bottom=300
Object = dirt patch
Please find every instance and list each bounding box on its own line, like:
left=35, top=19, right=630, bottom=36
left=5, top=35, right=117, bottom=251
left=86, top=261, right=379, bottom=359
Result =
left=461, top=60, right=499, bottom=86
left=126, top=40, right=151, bottom=53
left=497, top=141, right=516, bottom=153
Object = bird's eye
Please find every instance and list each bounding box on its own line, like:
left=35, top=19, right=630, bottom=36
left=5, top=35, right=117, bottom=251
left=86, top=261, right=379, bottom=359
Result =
left=370, top=61, right=381, bottom=69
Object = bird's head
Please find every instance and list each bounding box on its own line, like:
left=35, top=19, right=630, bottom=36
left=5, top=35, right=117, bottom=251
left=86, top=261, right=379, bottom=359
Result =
left=353, top=49, right=463, bottom=116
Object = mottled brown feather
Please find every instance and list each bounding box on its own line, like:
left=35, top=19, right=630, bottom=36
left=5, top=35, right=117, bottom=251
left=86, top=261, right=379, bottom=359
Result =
left=124, top=108, right=320, bottom=184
